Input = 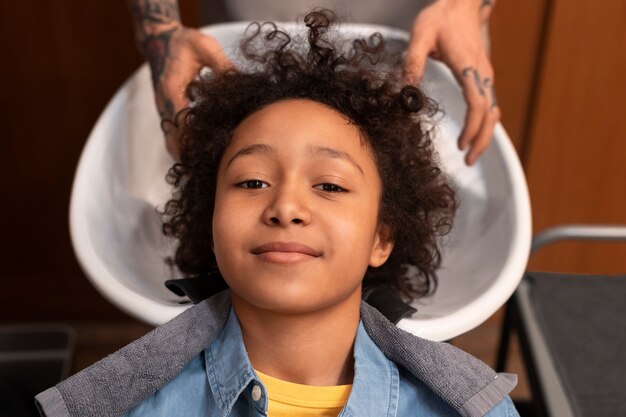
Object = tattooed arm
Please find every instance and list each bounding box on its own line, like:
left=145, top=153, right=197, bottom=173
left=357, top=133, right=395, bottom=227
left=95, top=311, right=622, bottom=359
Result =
left=128, top=0, right=232, bottom=159
left=129, top=0, right=182, bottom=91
left=403, top=0, right=498, bottom=166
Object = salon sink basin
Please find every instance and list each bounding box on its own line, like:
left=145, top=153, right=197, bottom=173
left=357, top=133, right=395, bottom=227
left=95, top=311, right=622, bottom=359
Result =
left=69, top=22, right=531, bottom=341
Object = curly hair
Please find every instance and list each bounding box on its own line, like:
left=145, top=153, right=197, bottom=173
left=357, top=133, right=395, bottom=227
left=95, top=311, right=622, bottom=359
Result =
left=161, top=9, right=457, bottom=301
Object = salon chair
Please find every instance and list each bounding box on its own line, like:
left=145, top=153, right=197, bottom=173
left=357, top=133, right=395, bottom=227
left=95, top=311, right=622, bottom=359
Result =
left=496, top=225, right=626, bottom=417
left=69, top=22, right=531, bottom=341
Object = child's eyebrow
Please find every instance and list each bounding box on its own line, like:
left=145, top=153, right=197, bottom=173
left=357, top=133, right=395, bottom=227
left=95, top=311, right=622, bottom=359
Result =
left=310, top=145, right=364, bottom=175
left=225, top=143, right=364, bottom=176
left=226, top=143, right=273, bottom=167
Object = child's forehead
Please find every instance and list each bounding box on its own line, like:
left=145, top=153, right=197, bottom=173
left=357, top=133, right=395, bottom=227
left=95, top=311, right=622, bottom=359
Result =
left=220, top=99, right=380, bottom=180
left=228, top=98, right=371, bottom=155
left=235, top=98, right=352, bottom=131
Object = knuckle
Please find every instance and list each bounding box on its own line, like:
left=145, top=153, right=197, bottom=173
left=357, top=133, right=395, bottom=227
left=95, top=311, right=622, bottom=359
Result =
left=479, top=131, right=492, bottom=147
left=205, top=36, right=220, bottom=49
left=481, top=98, right=491, bottom=110
left=478, top=127, right=495, bottom=147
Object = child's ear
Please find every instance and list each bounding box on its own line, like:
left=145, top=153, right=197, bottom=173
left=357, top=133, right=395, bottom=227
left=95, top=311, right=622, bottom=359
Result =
left=369, top=224, right=394, bottom=268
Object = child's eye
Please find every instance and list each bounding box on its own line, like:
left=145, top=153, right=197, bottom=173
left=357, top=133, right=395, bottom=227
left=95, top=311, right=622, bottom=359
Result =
left=238, top=180, right=269, bottom=189
left=314, top=183, right=348, bottom=193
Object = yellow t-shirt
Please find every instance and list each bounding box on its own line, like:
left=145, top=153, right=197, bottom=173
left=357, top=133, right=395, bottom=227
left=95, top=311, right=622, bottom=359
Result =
left=255, top=369, right=352, bottom=417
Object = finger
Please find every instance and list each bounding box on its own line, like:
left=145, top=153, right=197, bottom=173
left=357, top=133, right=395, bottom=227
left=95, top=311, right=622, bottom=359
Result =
left=195, top=34, right=234, bottom=72
left=156, top=49, right=195, bottom=116
left=157, top=87, right=185, bottom=160
left=466, top=102, right=500, bottom=165
left=479, top=0, right=496, bottom=23
left=459, top=55, right=496, bottom=158
left=455, top=65, right=489, bottom=152
left=159, top=81, right=187, bottom=116
left=164, top=129, right=181, bottom=160
left=403, top=31, right=436, bottom=84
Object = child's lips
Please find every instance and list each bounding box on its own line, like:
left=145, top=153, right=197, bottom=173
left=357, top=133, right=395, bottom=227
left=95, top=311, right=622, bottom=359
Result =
left=250, top=242, right=322, bottom=263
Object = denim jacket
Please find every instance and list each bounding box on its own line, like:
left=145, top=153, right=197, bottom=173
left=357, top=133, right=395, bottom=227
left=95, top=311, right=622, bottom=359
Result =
left=123, top=307, right=518, bottom=416
left=35, top=291, right=518, bottom=417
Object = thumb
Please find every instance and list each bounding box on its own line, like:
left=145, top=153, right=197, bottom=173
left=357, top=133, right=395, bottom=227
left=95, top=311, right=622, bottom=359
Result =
left=194, top=34, right=234, bottom=73
left=403, top=33, right=435, bottom=85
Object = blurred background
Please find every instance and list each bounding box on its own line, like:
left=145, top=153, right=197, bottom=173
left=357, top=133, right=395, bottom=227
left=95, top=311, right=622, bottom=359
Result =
left=1, top=0, right=625, bottom=414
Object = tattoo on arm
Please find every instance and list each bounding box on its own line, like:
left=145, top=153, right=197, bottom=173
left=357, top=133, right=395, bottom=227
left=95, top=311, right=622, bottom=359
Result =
left=129, top=0, right=180, bottom=29
left=462, top=67, right=485, bottom=96
left=160, top=99, right=176, bottom=122
left=129, top=0, right=181, bottom=51
left=129, top=0, right=181, bottom=88
left=141, top=27, right=177, bottom=88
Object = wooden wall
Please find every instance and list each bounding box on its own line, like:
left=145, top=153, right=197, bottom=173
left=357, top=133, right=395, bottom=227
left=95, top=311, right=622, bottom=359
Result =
left=489, top=0, right=549, bottom=153
left=1, top=0, right=625, bottom=324
left=523, top=1, right=626, bottom=274
left=492, top=0, right=626, bottom=274
left=0, top=0, right=198, bottom=322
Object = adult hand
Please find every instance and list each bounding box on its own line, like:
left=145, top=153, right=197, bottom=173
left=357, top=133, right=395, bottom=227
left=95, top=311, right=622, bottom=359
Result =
left=129, top=0, right=232, bottom=159
left=145, top=26, right=233, bottom=159
left=404, top=0, right=498, bottom=165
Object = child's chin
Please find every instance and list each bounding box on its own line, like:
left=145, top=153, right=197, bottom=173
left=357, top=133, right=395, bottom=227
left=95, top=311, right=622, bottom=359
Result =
left=231, top=285, right=362, bottom=315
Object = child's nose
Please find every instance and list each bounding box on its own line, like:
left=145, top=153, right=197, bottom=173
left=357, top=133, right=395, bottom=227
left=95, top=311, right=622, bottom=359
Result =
left=262, top=184, right=311, bottom=227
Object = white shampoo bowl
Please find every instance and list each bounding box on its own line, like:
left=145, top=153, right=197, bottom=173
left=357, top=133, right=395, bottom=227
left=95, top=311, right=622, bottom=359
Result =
left=70, top=22, right=531, bottom=341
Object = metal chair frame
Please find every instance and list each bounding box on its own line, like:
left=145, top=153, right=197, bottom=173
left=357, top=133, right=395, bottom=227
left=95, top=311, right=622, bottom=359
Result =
left=496, top=224, right=626, bottom=417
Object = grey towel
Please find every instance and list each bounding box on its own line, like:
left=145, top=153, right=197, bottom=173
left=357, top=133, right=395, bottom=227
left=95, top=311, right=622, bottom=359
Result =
left=36, top=291, right=515, bottom=417
left=36, top=292, right=231, bottom=417
left=361, top=302, right=517, bottom=417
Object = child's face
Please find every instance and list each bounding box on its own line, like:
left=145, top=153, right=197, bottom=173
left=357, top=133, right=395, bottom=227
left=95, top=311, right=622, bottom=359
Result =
left=212, top=99, right=393, bottom=314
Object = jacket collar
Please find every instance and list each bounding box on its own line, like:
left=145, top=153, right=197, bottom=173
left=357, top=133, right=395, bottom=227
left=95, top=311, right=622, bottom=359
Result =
left=341, top=320, right=399, bottom=417
left=39, top=290, right=516, bottom=417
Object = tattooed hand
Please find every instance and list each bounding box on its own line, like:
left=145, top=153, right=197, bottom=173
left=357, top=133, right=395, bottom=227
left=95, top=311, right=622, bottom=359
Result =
left=129, top=0, right=232, bottom=159
left=403, top=0, right=498, bottom=166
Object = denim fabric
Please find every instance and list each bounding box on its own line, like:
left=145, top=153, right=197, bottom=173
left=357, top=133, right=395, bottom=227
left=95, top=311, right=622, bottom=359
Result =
left=124, top=308, right=517, bottom=417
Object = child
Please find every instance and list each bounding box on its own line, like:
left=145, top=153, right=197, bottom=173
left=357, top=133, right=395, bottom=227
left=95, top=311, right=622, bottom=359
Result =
left=36, top=10, right=518, bottom=417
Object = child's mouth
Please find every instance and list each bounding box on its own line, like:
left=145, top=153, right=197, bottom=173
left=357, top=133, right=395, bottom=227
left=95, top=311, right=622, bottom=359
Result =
left=251, top=242, right=323, bottom=264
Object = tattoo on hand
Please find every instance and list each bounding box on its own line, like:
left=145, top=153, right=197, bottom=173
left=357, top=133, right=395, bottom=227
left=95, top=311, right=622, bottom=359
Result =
left=160, top=99, right=176, bottom=122
left=141, top=27, right=178, bottom=89
left=483, top=78, right=498, bottom=109
left=462, top=67, right=485, bottom=96
left=480, top=0, right=493, bottom=10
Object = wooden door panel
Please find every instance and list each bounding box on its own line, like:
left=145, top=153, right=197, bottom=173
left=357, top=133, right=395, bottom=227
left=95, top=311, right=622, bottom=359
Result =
left=525, top=0, right=626, bottom=273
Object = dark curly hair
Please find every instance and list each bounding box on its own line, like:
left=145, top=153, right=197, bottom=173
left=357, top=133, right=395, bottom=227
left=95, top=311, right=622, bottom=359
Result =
left=161, top=9, right=457, bottom=301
